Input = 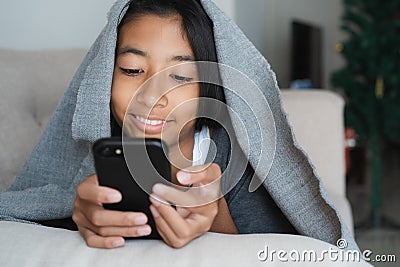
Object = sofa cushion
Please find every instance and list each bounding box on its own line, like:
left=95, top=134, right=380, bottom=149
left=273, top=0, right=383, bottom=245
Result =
left=0, top=221, right=369, bottom=267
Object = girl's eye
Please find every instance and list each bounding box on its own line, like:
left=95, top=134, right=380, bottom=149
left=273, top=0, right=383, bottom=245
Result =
left=170, top=74, right=193, bottom=83
left=120, top=68, right=144, bottom=76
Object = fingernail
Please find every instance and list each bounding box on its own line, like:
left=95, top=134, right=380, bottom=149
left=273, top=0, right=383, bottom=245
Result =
left=177, top=172, right=191, bottom=184
left=134, top=215, right=147, bottom=225
left=149, top=196, right=161, bottom=207
left=108, top=193, right=121, bottom=202
left=152, top=184, right=167, bottom=196
left=112, top=239, right=124, bottom=248
left=137, top=226, right=151, bottom=236
left=150, top=205, right=160, bottom=218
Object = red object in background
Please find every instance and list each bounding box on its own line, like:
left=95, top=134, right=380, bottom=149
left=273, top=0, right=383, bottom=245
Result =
left=345, top=128, right=356, bottom=174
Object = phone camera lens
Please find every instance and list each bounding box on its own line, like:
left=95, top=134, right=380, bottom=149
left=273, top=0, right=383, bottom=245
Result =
left=101, top=147, right=113, bottom=157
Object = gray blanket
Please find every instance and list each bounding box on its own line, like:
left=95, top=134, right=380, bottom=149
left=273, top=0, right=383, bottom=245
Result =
left=0, top=0, right=359, bottom=251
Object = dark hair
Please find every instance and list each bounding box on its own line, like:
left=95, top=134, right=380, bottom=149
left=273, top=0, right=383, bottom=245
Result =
left=118, top=0, right=226, bottom=131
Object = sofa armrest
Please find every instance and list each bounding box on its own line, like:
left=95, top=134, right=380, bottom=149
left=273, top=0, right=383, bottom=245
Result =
left=281, top=90, right=354, bottom=234
left=281, top=90, right=346, bottom=198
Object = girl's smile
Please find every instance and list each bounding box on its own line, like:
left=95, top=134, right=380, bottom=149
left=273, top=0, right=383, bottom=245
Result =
left=129, top=113, right=174, bottom=135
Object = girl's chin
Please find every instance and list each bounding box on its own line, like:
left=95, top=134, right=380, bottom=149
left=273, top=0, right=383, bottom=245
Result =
left=123, top=130, right=174, bottom=145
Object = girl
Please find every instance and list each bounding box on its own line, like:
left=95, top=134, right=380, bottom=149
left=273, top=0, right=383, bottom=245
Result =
left=0, top=0, right=359, bottom=251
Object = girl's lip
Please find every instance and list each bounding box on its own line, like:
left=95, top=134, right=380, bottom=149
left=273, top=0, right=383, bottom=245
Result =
left=128, top=114, right=173, bottom=134
left=134, top=114, right=169, bottom=121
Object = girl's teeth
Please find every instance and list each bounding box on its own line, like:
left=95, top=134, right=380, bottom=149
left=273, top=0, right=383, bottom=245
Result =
left=136, top=116, right=164, bottom=125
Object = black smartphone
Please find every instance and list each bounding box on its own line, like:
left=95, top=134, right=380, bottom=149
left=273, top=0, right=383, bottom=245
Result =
left=92, top=137, right=171, bottom=239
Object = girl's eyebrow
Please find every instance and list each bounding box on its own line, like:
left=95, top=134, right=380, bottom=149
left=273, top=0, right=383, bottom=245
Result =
left=169, top=55, right=195, bottom=62
left=118, top=46, right=195, bottom=62
left=118, top=47, right=148, bottom=57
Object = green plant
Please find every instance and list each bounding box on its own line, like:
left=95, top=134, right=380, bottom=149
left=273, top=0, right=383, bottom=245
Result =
left=331, top=0, right=400, bottom=223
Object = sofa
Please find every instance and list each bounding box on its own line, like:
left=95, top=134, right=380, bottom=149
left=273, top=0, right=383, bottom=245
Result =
left=0, top=49, right=367, bottom=266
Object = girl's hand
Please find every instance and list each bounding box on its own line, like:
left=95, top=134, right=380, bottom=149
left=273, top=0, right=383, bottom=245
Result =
left=149, top=163, right=222, bottom=248
left=72, top=174, right=152, bottom=248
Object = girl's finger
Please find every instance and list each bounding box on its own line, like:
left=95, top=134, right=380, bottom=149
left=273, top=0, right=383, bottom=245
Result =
left=152, top=184, right=197, bottom=207
left=152, top=182, right=220, bottom=208
left=149, top=196, right=193, bottom=238
left=149, top=205, right=183, bottom=248
left=77, top=178, right=122, bottom=204
left=176, top=163, right=222, bottom=185
left=78, top=199, right=148, bottom=227
left=79, top=226, right=125, bottom=249
left=75, top=209, right=151, bottom=238
left=95, top=225, right=152, bottom=237
left=176, top=207, right=191, bottom=218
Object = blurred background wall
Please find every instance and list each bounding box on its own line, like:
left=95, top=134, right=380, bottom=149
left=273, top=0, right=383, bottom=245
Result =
left=0, top=0, right=341, bottom=89
left=0, top=0, right=116, bottom=50
left=0, top=0, right=235, bottom=50
left=234, top=0, right=344, bottom=89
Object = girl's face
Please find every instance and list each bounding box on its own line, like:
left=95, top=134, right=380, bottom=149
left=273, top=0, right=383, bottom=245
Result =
left=111, top=14, right=200, bottom=148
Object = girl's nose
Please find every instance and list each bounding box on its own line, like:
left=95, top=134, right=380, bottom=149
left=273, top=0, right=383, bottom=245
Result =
left=135, top=73, right=168, bottom=109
